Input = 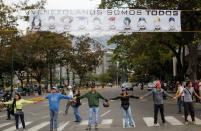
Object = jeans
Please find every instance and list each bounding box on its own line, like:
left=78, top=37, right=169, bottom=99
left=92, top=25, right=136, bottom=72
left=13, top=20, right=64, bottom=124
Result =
left=15, top=112, right=25, bottom=129
left=88, top=107, right=99, bottom=126
left=154, top=104, right=165, bottom=124
left=177, top=97, right=183, bottom=113
left=73, top=106, right=82, bottom=122
left=184, top=102, right=195, bottom=122
left=50, top=110, right=58, bottom=130
left=64, top=101, right=72, bottom=114
left=122, top=106, right=135, bottom=127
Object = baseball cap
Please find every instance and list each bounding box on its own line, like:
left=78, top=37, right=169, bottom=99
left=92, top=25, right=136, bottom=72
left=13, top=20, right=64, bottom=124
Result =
left=51, top=86, right=58, bottom=90
left=68, top=86, right=72, bottom=89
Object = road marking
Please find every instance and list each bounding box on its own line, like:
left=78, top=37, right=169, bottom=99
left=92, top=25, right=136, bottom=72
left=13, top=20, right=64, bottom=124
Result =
left=182, top=116, right=201, bottom=125
left=143, top=117, right=160, bottom=127
left=28, top=121, right=49, bottom=131
left=101, top=110, right=111, bottom=117
left=101, top=119, right=113, bottom=125
left=79, top=120, right=88, bottom=126
left=165, top=116, right=183, bottom=125
left=3, top=122, right=32, bottom=131
left=58, top=121, right=70, bottom=131
left=0, top=115, right=6, bottom=118
left=0, top=122, right=12, bottom=128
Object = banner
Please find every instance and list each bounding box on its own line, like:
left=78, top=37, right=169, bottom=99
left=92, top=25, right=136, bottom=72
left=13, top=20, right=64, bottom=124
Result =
left=29, top=9, right=181, bottom=34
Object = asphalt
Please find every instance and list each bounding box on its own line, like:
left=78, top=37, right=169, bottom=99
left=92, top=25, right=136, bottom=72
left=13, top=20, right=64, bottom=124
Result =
left=0, top=86, right=201, bottom=131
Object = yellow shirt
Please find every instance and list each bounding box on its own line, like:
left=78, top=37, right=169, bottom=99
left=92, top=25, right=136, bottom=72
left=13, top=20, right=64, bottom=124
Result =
left=4, top=99, right=34, bottom=112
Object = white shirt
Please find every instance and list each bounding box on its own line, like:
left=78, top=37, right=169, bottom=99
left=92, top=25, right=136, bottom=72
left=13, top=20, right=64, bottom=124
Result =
left=178, top=85, right=184, bottom=96
left=68, top=90, right=73, bottom=98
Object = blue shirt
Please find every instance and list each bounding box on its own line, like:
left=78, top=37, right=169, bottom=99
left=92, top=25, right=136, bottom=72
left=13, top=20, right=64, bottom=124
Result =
left=45, top=93, right=72, bottom=111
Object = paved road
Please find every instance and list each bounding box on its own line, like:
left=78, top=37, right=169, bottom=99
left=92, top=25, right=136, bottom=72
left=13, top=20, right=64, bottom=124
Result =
left=0, top=87, right=201, bottom=131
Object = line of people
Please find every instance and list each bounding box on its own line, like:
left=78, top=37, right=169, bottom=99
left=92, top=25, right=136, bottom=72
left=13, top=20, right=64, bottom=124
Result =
left=1, top=80, right=201, bottom=131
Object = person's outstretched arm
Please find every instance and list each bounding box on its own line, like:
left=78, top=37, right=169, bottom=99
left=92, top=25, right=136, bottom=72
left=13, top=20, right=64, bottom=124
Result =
left=130, top=95, right=140, bottom=99
left=110, top=96, right=121, bottom=100
left=60, top=94, right=72, bottom=100
left=21, top=99, right=35, bottom=104
left=98, top=93, right=108, bottom=101
left=140, top=91, right=152, bottom=99
left=164, top=91, right=174, bottom=98
left=77, top=93, right=88, bottom=100
left=2, top=101, right=13, bottom=105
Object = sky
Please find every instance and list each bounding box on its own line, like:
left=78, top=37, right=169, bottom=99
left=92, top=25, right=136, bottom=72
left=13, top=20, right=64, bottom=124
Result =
left=45, top=0, right=101, bottom=9
left=5, top=0, right=101, bottom=9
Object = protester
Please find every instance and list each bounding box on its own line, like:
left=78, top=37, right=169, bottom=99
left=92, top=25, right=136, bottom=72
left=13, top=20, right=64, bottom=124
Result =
left=1, top=93, right=35, bottom=131
left=109, top=89, right=139, bottom=128
left=76, top=86, right=108, bottom=130
left=72, top=89, right=82, bottom=122
left=175, top=81, right=184, bottom=113
left=64, top=85, right=74, bottom=115
left=174, top=81, right=201, bottom=124
left=45, top=86, right=72, bottom=131
left=199, top=81, right=201, bottom=98
left=140, top=80, right=174, bottom=126
left=193, top=80, right=199, bottom=102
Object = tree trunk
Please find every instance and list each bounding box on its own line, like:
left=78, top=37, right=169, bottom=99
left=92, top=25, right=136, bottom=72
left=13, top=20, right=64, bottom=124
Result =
left=49, top=67, right=53, bottom=88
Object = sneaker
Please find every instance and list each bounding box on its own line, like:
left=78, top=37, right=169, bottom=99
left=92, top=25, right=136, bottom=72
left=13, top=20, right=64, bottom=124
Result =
left=130, top=123, right=136, bottom=128
left=95, top=125, right=98, bottom=130
left=191, top=121, right=196, bottom=125
left=184, top=121, right=189, bottom=125
left=86, top=126, right=91, bottom=130
left=153, top=123, right=160, bottom=127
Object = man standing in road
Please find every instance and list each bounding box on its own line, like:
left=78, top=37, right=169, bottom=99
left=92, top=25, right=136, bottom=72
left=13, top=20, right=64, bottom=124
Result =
left=45, top=87, right=72, bottom=131
left=174, top=81, right=201, bottom=124
left=75, top=86, right=108, bottom=130
left=140, top=80, right=173, bottom=126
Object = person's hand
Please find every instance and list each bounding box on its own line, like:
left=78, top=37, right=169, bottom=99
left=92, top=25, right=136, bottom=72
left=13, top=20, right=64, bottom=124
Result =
left=173, top=97, right=177, bottom=100
left=139, top=97, right=143, bottom=100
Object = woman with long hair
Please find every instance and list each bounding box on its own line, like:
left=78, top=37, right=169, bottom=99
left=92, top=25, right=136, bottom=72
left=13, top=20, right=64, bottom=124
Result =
left=110, top=89, right=139, bottom=128
left=1, top=93, right=35, bottom=131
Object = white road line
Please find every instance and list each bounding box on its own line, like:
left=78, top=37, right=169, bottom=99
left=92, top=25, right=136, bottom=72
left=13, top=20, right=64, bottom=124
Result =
left=0, top=122, right=12, bottom=128
left=101, top=119, right=113, bottom=125
left=123, top=119, right=125, bottom=128
left=100, top=110, right=111, bottom=117
left=143, top=117, right=159, bottom=127
left=79, top=120, right=88, bottom=126
left=58, top=121, right=70, bottom=131
left=28, top=121, right=49, bottom=131
left=182, top=116, right=201, bottom=125
left=165, top=116, right=183, bottom=125
left=3, top=122, right=32, bottom=131
left=0, top=115, right=6, bottom=118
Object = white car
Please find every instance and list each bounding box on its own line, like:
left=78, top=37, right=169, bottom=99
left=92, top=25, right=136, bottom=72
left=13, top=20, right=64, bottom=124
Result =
left=121, top=82, right=133, bottom=91
left=147, top=82, right=155, bottom=91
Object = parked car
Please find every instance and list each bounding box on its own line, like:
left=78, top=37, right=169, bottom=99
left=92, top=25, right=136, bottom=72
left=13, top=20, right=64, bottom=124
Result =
left=121, top=82, right=133, bottom=91
left=147, top=82, right=155, bottom=91
left=107, top=83, right=113, bottom=87
left=16, top=87, right=26, bottom=96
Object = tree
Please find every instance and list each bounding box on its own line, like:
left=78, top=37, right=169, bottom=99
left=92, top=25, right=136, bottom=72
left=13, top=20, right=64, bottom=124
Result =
left=99, top=0, right=201, bottom=80
left=71, top=36, right=103, bottom=86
